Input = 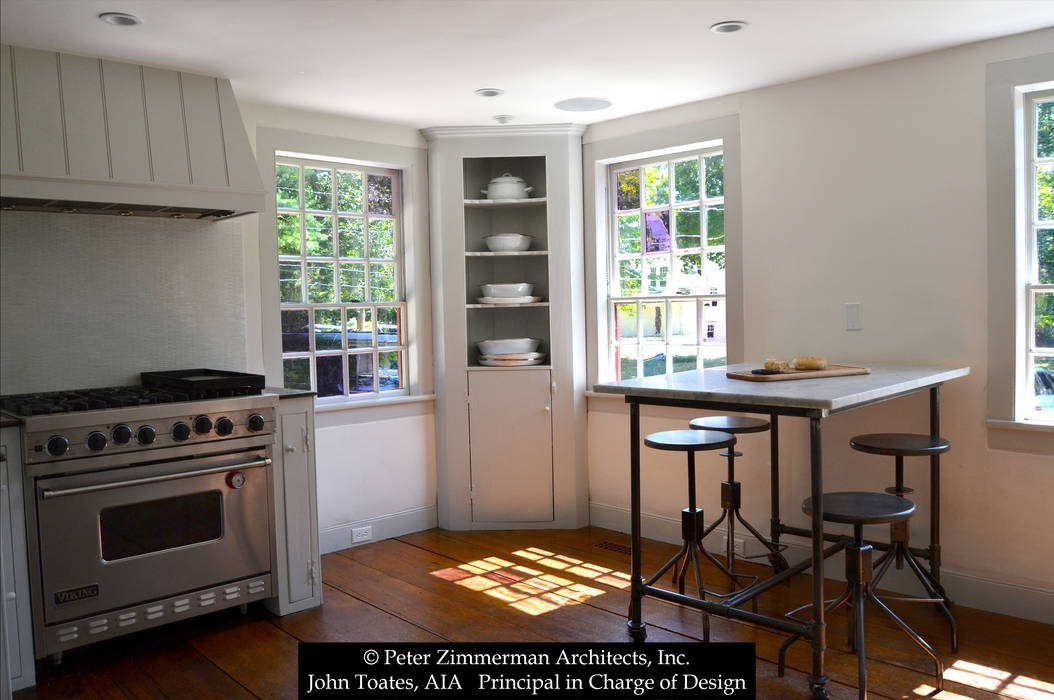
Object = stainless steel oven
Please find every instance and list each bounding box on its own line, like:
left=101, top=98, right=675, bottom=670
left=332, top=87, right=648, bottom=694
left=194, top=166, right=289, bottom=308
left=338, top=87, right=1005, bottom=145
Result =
left=10, top=391, right=278, bottom=659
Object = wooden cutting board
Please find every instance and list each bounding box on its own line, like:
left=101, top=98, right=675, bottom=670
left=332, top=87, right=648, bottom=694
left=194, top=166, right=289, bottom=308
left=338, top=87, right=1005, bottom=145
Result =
left=727, top=365, right=871, bottom=382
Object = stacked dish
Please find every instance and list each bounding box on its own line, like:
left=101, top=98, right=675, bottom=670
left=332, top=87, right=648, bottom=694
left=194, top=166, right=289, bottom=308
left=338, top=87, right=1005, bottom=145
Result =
left=478, top=283, right=539, bottom=305
left=477, top=338, right=546, bottom=367
left=485, top=234, right=532, bottom=252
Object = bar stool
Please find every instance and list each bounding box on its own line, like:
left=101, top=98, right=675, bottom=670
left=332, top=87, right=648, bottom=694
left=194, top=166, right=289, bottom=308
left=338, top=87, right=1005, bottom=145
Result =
left=777, top=492, right=944, bottom=699
left=642, top=428, right=736, bottom=642
left=688, top=416, right=790, bottom=586
left=850, top=433, right=957, bottom=652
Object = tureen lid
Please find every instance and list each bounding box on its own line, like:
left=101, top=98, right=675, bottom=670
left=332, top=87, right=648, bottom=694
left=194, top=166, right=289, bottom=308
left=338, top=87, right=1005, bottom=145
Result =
left=488, top=172, right=526, bottom=184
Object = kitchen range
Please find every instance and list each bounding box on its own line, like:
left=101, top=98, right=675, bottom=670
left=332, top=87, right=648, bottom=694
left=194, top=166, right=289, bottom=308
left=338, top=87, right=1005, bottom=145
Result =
left=0, top=372, right=278, bottom=662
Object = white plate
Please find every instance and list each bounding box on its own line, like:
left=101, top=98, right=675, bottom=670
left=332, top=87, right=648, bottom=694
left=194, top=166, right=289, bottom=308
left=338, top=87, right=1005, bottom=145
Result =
left=481, top=352, right=546, bottom=360
left=477, top=296, right=541, bottom=304
left=478, top=357, right=546, bottom=367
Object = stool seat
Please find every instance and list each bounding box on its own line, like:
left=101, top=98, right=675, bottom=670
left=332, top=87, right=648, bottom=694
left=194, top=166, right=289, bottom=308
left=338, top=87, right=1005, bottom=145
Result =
left=644, top=429, right=735, bottom=452
left=803, top=492, right=915, bottom=525
left=849, top=433, right=950, bottom=456
left=689, top=415, right=770, bottom=434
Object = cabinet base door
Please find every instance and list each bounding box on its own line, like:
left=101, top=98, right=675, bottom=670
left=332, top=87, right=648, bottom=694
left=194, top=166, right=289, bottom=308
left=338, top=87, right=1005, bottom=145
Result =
left=468, top=369, right=553, bottom=523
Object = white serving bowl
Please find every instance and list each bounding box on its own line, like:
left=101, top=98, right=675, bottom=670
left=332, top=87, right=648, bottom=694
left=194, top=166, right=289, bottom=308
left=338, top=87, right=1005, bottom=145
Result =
left=484, top=234, right=532, bottom=252
left=481, top=282, right=533, bottom=298
left=477, top=338, right=540, bottom=355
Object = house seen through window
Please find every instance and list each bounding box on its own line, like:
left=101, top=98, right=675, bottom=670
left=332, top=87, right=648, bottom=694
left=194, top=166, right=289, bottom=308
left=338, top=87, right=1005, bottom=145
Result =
left=275, top=155, right=407, bottom=399
left=608, top=146, right=726, bottom=380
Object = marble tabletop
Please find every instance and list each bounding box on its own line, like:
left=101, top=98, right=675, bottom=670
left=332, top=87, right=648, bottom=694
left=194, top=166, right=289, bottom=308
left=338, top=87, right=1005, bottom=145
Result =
left=593, top=362, right=970, bottom=415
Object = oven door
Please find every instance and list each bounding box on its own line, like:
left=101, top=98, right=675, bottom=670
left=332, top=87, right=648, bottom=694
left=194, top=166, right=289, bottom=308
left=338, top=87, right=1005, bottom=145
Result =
left=35, top=449, right=272, bottom=625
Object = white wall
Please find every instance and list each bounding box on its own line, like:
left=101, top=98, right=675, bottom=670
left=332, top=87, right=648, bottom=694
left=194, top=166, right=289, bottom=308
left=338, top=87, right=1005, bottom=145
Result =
left=236, top=100, right=437, bottom=552
left=0, top=211, right=247, bottom=393
left=584, top=29, right=1054, bottom=622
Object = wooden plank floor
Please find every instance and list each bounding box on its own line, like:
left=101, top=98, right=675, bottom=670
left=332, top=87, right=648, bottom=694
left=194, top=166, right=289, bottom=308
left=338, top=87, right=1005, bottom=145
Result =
left=16, top=527, right=1054, bottom=699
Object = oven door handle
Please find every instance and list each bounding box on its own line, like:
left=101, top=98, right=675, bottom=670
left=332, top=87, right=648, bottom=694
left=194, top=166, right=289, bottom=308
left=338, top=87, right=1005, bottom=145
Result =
left=39, top=457, right=272, bottom=500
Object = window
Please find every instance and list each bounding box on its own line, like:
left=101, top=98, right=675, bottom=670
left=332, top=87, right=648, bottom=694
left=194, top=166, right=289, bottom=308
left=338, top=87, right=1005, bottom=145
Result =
left=275, top=155, right=406, bottom=399
left=1026, top=91, right=1053, bottom=418
left=608, top=147, right=726, bottom=380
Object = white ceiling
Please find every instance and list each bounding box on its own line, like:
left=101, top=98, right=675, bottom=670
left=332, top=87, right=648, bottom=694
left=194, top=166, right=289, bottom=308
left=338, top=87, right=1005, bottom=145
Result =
left=2, top=0, right=1053, bottom=129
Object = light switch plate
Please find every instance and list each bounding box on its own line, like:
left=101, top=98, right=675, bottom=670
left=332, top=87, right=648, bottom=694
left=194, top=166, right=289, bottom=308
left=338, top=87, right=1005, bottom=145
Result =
left=845, top=302, right=862, bottom=331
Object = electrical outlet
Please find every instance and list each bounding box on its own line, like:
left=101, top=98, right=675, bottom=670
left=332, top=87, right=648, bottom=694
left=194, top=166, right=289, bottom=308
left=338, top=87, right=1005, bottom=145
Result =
left=845, top=302, right=862, bottom=331
left=352, top=526, right=372, bottom=543
left=722, top=536, right=747, bottom=557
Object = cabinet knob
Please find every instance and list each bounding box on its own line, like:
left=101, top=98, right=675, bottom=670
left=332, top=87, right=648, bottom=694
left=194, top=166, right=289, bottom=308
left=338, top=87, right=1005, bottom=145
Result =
left=285, top=444, right=297, bottom=453
left=4, top=591, right=15, bottom=601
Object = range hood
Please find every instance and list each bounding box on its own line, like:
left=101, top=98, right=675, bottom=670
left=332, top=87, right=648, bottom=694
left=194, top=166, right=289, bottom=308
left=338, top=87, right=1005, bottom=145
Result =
left=0, top=44, right=264, bottom=219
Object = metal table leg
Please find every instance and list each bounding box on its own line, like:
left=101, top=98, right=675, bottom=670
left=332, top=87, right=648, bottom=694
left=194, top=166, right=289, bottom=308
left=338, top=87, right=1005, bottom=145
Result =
left=808, top=416, right=829, bottom=698
left=929, top=386, right=941, bottom=584
left=628, top=400, right=646, bottom=641
left=770, top=413, right=781, bottom=550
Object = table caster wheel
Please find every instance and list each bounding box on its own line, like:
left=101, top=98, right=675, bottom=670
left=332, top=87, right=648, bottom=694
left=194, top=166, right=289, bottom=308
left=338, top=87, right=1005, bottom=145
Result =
left=627, top=621, right=647, bottom=642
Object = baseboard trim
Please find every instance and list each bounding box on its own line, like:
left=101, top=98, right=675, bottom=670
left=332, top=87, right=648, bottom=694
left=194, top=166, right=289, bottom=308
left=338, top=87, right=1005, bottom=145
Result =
left=320, top=504, right=438, bottom=554
left=589, top=501, right=1054, bottom=624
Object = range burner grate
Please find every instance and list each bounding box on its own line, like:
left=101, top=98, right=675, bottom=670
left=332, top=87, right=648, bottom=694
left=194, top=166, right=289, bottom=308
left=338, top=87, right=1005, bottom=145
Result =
left=0, top=386, right=193, bottom=417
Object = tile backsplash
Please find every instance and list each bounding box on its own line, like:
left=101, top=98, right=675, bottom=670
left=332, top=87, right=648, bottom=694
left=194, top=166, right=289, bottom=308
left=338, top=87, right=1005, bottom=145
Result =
left=0, top=211, right=247, bottom=393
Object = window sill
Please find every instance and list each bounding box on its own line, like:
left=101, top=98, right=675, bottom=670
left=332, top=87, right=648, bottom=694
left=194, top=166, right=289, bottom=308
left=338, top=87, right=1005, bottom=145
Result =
left=985, top=418, right=1054, bottom=455
left=314, top=393, right=436, bottom=413
left=986, top=418, right=1054, bottom=432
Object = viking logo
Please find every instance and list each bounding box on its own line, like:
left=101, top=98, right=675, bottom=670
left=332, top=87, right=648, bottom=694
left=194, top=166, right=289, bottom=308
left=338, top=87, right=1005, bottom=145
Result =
left=54, top=584, right=99, bottom=605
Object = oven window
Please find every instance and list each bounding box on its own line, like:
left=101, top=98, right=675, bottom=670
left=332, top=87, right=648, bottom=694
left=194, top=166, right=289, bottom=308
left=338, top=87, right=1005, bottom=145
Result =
left=99, top=491, right=223, bottom=561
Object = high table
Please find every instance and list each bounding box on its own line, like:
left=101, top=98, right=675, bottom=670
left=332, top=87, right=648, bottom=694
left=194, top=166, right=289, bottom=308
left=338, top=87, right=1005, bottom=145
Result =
left=593, top=362, right=970, bottom=699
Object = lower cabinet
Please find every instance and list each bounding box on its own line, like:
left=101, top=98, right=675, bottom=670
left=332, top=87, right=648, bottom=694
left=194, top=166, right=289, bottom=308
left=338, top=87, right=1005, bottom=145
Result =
left=468, top=369, right=553, bottom=523
left=265, top=393, right=323, bottom=616
left=2, top=426, right=35, bottom=691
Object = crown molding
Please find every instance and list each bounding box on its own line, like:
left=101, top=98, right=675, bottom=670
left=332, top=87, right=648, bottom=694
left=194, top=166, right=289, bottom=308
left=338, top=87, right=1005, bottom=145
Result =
left=421, top=124, right=587, bottom=140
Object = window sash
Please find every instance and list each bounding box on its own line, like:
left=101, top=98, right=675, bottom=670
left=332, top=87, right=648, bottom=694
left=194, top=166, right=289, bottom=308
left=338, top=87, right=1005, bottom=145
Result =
left=1023, top=91, right=1054, bottom=418
left=276, top=154, right=406, bottom=399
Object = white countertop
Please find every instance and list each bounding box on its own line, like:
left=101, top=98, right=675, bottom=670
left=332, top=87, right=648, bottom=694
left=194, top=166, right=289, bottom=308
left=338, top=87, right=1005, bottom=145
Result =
left=592, top=362, right=970, bottom=415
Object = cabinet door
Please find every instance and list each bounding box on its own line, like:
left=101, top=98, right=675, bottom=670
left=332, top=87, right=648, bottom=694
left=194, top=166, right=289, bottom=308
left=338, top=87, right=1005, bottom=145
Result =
left=469, top=370, right=553, bottom=523
left=279, top=411, right=313, bottom=604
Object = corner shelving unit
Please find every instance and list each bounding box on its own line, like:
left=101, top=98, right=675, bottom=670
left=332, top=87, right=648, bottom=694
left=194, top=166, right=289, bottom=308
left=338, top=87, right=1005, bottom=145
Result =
left=424, top=124, right=587, bottom=531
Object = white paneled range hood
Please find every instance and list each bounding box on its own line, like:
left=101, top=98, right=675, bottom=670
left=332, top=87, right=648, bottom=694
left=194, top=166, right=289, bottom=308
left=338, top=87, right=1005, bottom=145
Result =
left=0, top=44, right=264, bottom=219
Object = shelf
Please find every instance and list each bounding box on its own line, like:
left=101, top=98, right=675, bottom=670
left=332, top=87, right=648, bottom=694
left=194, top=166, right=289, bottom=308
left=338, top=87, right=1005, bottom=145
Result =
left=465, top=251, right=549, bottom=257
left=464, top=198, right=547, bottom=208
left=466, top=302, right=550, bottom=309
left=467, top=365, right=551, bottom=372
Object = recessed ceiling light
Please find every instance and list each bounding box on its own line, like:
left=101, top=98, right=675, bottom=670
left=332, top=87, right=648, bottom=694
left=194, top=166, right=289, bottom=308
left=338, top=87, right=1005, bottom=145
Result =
left=475, top=88, right=504, bottom=98
left=710, top=20, right=747, bottom=34
left=98, top=11, right=142, bottom=26
left=493, top=115, right=514, bottom=124
left=554, top=97, right=612, bottom=112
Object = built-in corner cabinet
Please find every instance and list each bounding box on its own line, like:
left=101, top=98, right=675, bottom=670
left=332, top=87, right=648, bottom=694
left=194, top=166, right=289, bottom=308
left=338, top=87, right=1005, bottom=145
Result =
left=265, top=391, right=322, bottom=616
left=1, top=426, right=35, bottom=691
left=423, top=125, right=588, bottom=530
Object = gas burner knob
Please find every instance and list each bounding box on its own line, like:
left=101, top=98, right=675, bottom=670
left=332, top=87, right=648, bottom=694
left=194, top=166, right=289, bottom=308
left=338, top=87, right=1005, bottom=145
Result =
left=215, top=417, right=235, bottom=436
left=86, top=431, right=108, bottom=451
left=193, top=415, right=213, bottom=434
left=45, top=435, right=69, bottom=457
left=136, top=425, right=157, bottom=445
left=246, top=414, right=265, bottom=432
left=112, top=424, right=132, bottom=444
left=171, top=422, right=191, bottom=441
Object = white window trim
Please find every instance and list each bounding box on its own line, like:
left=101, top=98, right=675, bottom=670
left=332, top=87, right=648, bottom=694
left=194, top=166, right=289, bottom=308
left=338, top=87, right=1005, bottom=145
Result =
left=985, top=53, right=1054, bottom=427
left=583, top=115, right=744, bottom=386
left=255, top=127, right=434, bottom=409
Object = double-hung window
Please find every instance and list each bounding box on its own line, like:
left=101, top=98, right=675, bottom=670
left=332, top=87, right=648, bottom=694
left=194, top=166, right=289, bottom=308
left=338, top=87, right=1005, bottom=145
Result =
left=1026, top=91, right=1054, bottom=418
left=275, top=155, right=406, bottom=399
left=608, top=147, right=726, bottom=380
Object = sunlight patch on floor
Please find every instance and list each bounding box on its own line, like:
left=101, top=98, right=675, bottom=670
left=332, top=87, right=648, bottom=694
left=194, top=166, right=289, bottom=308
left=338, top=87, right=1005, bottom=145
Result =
left=428, top=548, right=629, bottom=616
left=914, top=660, right=1054, bottom=700
left=512, top=547, right=632, bottom=589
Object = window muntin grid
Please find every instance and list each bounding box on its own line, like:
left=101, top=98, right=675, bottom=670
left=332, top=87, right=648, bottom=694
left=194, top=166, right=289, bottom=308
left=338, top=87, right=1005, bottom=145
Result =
left=608, top=147, right=727, bottom=380
left=1026, top=92, right=1054, bottom=419
left=276, top=156, right=406, bottom=399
